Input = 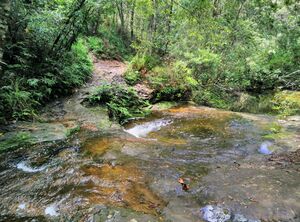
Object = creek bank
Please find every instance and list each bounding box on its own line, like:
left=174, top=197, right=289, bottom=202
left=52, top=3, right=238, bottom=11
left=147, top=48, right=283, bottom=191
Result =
left=0, top=105, right=299, bottom=221
left=0, top=59, right=299, bottom=221
left=0, top=59, right=124, bottom=153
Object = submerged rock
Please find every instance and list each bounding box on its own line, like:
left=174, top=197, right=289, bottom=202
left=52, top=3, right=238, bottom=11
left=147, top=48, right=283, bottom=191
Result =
left=201, top=206, right=261, bottom=222
left=18, top=203, right=26, bottom=210
left=258, top=141, right=273, bottom=155
left=92, top=205, right=157, bottom=222
left=233, top=214, right=248, bottom=222
left=201, top=205, right=231, bottom=222
left=0, top=122, right=77, bottom=152
left=233, top=214, right=261, bottom=222
left=44, top=203, right=59, bottom=217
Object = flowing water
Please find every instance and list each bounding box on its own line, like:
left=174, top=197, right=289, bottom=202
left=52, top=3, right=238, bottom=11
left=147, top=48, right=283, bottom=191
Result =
left=0, top=105, right=299, bottom=222
left=0, top=60, right=299, bottom=221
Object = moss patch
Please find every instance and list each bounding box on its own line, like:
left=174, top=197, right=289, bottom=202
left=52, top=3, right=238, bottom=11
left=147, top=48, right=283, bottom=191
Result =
left=262, top=122, right=291, bottom=140
left=0, top=132, right=32, bottom=152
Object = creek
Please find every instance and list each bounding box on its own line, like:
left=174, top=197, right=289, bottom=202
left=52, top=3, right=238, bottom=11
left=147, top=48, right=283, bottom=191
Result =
left=0, top=60, right=299, bottom=222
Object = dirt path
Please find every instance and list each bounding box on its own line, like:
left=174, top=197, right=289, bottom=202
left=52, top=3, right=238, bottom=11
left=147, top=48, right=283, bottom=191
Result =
left=38, top=57, right=154, bottom=131
left=38, top=59, right=131, bottom=132
left=91, top=56, right=154, bottom=99
left=91, top=57, right=127, bottom=87
left=0, top=57, right=154, bottom=152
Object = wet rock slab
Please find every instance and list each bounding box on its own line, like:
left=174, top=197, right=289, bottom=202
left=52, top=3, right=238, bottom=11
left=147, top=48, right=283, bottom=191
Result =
left=1, top=105, right=300, bottom=221
left=0, top=121, right=78, bottom=152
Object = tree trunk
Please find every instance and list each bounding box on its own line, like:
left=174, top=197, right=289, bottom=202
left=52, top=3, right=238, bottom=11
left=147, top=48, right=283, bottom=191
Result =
left=212, top=0, right=220, bottom=17
left=164, top=0, right=173, bottom=54
left=230, top=0, right=247, bottom=46
left=116, top=1, right=125, bottom=36
left=51, top=0, right=87, bottom=54
left=148, top=0, right=158, bottom=53
left=130, top=0, right=136, bottom=41
left=0, top=0, right=10, bottom=73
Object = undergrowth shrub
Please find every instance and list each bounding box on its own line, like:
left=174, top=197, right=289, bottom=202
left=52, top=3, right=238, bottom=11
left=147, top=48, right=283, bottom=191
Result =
left=124, top=54, right=160, bottom=85
left=124, top=69, right=141, bottom=85
left=271, top=91, right=300, bottom=116
left=147, top=61, right=197, bottom=102
left=86, top=36, right=104, bottom=55
left=86, top=27, right=130, bottom=60
left=88, top=84, right=150, bottom=124
left=0, top=39, right=92, bottom=122
left=194, top=87, right=233, bottom=110
left=0, top=78, right=38, bottom=120
left=131, top=54, right=160, bottom=71
left=59, top=38, right=93, bottom=89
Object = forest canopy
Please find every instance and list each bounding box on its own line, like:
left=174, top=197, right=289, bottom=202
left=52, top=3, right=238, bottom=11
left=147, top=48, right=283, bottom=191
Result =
left=0, top=0, right=299, bottom=123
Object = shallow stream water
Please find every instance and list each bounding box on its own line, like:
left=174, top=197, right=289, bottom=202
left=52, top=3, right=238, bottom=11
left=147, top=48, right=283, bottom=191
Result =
left=0, top=105, right=299, bottom=222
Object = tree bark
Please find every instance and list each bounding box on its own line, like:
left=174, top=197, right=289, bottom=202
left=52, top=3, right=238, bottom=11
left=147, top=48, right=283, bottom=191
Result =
left=212, top=0, right=219, bottom=17
left=0, top=0, right=10, bottom=72
left=130, top=0, right=136, bottom=41
left=116, top=0, right=125, bottom=36
left=164, top=0, right=174, bottom=54
left=51, top=0, right=86, bottom=54
left=230, top=0, right=247, bottom=46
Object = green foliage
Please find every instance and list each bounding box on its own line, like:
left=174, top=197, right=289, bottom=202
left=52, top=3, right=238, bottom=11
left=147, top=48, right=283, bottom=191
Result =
left=66, top=125, right=81, bottom=137
left=86, top=27, right=130, bottom=60
left=0, top=78, right=38, bottom=120
left=0, top=0, right=94, bottom=122
left=146, top=60, right=197, bottom=102
left=153, top=101, right=177, bottom=110
left=98, top=27, right=129, bottom=59
left=124, top=53, right=160, bottom=85
left=0, top=38, right=92, bottom=121
left=194, top=88, right=232, bottom=110
left=88, top=84, right=150, bottom=124
left=1, top=0, right=299, bottom=122
left=124, top=69, right=141, bottom=85
left=130, top=54, right=160, bottom=71
left=215, top=91, right=300, bottom=116
left=153, top=86, right=189, bottom=102
left=86, top=36, right=104, bottom=55
left=262, top=122, right=290, bottom=140
left=271, top=91, right=300, bottom=116
left=231, top=93, right=259, bottom=113
left=60, top=38, right=93, bottom=88
left=0, top=132, right=31, bottom=153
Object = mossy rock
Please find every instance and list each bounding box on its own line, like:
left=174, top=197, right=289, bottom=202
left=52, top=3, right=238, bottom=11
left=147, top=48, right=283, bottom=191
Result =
left=0, top=132, right=32, bottom=152
left=0, top=122, right=79, bottom=153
